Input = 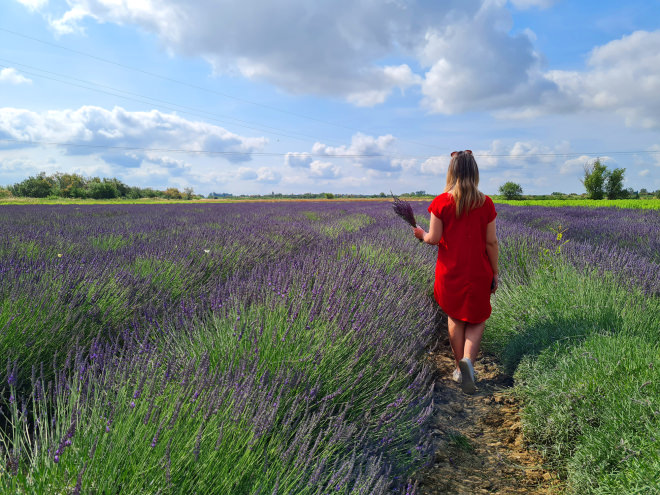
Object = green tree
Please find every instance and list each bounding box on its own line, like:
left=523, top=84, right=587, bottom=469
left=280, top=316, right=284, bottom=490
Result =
left=604, top=168, right=626, bottom=199
left=52, top=172, right=86, bottom=197
left=88, top=181, right=118, bottom=199
left=183, top=187, right=195, bottom=200
left=498, top=181, right=523, bottom=200
left=10, top=172, right=54, bottom=197
left=163, top=187, right=182, bottom=199
left=582, top=159, right=608, bottom=199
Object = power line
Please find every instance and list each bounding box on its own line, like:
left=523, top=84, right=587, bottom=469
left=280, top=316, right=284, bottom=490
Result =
left=2, top=137, right=659, bottom=160
left=0, top=26, right=447, bottom=152
left=0, top=58, right=339, bottom=145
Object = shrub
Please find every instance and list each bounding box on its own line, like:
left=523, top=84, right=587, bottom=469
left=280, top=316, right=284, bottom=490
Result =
left=88, top=181, right=119, bottom=199
left=582, top=159, right=607, bottom=200
left=10, top=172, right=54, bottom=197
left=498, top=181, right=523, bottom=200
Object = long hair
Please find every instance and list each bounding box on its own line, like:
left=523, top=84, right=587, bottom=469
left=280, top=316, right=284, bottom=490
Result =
left=444, top=151, right=485, bottom=217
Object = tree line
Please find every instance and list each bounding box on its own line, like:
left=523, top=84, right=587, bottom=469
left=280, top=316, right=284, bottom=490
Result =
left=1, top=172, right=197, bottom=200
left=498, top=158, right=660, bottom=200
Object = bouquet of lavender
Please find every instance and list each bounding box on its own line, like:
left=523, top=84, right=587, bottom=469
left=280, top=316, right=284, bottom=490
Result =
left=391, top=192, right=423, bottom=242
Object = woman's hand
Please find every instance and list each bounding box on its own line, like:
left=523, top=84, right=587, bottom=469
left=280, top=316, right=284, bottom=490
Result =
left=490, top=273, right=499, bottom=294
left=413, top=226, right=425, bottom=240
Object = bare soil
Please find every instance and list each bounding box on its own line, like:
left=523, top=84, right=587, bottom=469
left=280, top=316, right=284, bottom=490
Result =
left=411, top=330, right=564, bottom=494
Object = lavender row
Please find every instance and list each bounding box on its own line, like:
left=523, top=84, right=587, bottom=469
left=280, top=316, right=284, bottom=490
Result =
left=1, top=203, right=436, bottom=493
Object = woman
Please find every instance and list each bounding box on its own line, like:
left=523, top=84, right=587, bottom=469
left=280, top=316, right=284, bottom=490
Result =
left=413, top=150, right=499, bottom=394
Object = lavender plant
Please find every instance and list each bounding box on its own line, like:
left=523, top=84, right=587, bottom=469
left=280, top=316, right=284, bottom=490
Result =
left=1, top=200, right=657, bottom=494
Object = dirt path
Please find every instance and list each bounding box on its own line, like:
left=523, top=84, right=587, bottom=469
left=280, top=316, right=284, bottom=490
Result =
left=411, top=331, right=563, bottom=494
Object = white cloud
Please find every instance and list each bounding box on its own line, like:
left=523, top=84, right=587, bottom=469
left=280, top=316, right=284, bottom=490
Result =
left=14, top=0, right=48, bottom=12
left=639, top=169, right=650, bottom=177
left=544, top=30, right=660, bottom=129
left=419, top=156, right=446, bottom=176
left=559, top=155, right=614, bottom=175
left=309, top=160, right=340, bottom=179
left=44, top=0, right=557, bottom=110
left=508, top=0, right=559, bottom=10
left=255, top=167, right=281, bottom=184
left=346, top=65, right=422, bottom=107
left=0, top=68, right=32, bottom=85
left=418, top=2, right=557, bottom=114
left=285, top=152, right=313, bottom=169
left=0, top=105, right=266, bottom=165
left=312, top=132, right=400, bottom=172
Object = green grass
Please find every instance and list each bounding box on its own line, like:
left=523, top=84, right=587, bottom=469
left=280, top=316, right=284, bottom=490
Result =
left=493, top=198, right=660, bottom=209
left=483, top=260, right=660, bottom=493
left=318, top=213, right=374, bottom=238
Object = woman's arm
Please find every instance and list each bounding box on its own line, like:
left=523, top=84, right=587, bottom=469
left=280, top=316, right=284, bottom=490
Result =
left=486, top=219, right=499, bottom=292
left=413, top=213, right=443, bottom=244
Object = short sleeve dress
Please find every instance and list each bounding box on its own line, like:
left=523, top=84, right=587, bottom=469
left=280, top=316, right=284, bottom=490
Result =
left=428, top=193, right=497, bottom=324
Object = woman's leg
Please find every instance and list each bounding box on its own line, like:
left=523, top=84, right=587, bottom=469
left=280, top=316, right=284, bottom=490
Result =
left=464, top=321, right=486, bottom=363
left=447, top=316, right=467, bottom=368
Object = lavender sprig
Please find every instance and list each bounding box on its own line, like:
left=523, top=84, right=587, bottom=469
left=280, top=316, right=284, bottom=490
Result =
left=391, top=193, right=423, bottom=242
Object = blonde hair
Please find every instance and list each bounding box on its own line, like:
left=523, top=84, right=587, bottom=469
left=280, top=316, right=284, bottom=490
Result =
left=444, top=151, right=485, bottom=217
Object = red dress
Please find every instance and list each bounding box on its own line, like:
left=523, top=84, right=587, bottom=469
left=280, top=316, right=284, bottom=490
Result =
left=428, top=193, right=497, bottom=324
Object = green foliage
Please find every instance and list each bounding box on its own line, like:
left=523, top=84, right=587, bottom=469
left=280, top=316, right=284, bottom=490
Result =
left=582, top=160, right=627, bottom=200
left=9, top=172, right=54, bottom=198
left=604, top=167, right=626, bottom=199
left=7, top=172, right=190, bottom=200
left=0, top=187, right=11, bottom=198
left=88, top=180, right=119, bottom=199
left=483, top=247, right=660, bottom=493
left=498, top=181, right=524, bottom=200
left=494, top=198, right=659, bottom=210
left=163, top=187, right=183, bottom=199
left=538, top=224, right=569, bottom=274
left=514, top=335, right=659, bottom=493
left=582, top=159, right=608, bottom=200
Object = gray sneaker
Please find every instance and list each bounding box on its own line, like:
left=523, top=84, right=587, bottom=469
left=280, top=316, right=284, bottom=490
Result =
left=452, top=368, right=462, bottom=383
left=459, top=358, right=476, bottom=394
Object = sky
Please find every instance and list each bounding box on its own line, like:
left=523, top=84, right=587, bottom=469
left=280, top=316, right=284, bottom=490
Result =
left=1, top=0, right=659, bottom=196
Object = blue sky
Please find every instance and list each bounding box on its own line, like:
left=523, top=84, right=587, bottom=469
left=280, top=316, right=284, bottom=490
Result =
left=1, top=0, right=659, bottom=196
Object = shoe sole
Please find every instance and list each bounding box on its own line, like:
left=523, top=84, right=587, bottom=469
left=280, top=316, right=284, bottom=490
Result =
left=459, top=359, right=476, bottom=394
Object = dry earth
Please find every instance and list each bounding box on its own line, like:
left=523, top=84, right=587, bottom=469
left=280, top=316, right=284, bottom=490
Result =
left=411, top=327, right=564, bottom=495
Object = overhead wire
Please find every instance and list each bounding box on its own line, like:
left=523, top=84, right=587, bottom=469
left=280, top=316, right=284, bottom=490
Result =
left=0, top=26, right=448, bottom=152
left=1, top=137, right=658, bottom=160
left=1, top=28, right=659, bottom=162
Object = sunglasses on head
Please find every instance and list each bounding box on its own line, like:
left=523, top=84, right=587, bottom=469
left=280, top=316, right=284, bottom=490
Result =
left=451, top=150, right=472, bottom=157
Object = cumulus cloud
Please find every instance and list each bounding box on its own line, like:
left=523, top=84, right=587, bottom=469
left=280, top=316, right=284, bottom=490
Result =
left=43, top=0, right=557, bottom=111
left=255, top=167, right=281, bottom=184
left=545, top=30, right=660, bottom=129
left=419, top=2, right=557, bottom=114
left=419, top=156, right=446, bottom=176
left=285, top=152, right=313, bottom=169
left=559, top=155, right=614, bottom=175
left=0, top=105, right=266, bottom=165
left=309, top=160, right=340, bottom=179
left=14, top=0, right=48, bottom=12
left=0, top=68, right=32, bottom=85
left=312, top=133, right=399, bottom=172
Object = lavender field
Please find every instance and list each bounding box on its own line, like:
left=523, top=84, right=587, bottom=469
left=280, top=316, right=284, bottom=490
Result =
left=0, top=201, right=658, bottom=494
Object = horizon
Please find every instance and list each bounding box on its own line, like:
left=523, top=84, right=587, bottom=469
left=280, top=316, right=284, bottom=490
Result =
left=1, top=0, right=659, bottom=196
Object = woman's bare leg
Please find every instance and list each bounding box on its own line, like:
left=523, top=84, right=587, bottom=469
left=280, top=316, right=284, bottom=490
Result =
left=447, top=316, right=467, bottom=368
left=464, top=321, right=486, bottom=363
